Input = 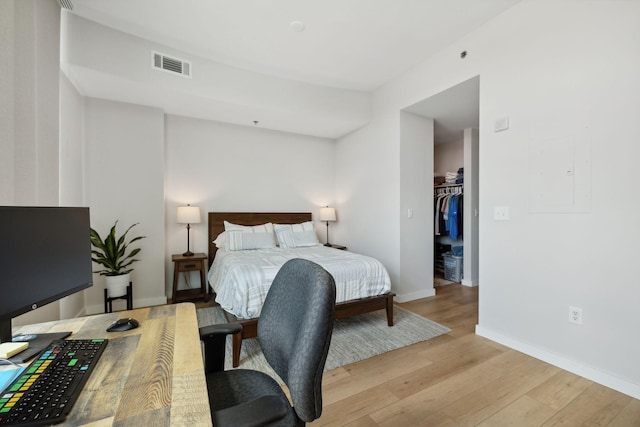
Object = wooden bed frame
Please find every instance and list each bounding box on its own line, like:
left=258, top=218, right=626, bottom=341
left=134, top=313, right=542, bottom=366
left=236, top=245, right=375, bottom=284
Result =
left=208, top=212, right=395, bottom=367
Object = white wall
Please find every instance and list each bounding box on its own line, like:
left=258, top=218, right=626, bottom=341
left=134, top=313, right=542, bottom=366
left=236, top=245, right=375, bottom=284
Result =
left=164, top=115, right=336, bottom=296
left=60, top=74, right=84, bottom=208
left=434, top=139, right=463, bottom=176
left=476, top=1, right=640, bottom=398
left=462, top=128, right=479, bottom=286
left=399, top=112, right=435, bottom=301
left=9, top=0, right=60, bottom=207
left=335, top=111, right=401, bottom=287
left=0, top=0, right=15, bottom=205
left=2, top=0, right=67, bottom=327
left=84, top=98, right=166, bottom=313
left=59, top=73, right=87, bottom=319
left=337, top=1, right=640, bottom=398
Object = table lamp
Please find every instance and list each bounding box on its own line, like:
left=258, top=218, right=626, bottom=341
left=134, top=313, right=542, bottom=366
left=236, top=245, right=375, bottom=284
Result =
left=319, top=207, right=336, bottom=246
left=177, top=204, right=201, bottom=256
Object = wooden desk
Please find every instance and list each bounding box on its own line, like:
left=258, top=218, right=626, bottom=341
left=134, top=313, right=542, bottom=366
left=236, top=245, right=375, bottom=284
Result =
left=12, top=303, right=212, bottom=426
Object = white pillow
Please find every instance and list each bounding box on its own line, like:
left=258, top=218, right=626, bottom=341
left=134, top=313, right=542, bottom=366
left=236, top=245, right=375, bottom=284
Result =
left=274, top=221, right=320, bottom=248
left=223, top=221, right=274, bottom=234
left=227, top=232, right=277, bottom=251
left=213, top=231, right=228, bottom=249
left=223, top=221, right=276, bottom=251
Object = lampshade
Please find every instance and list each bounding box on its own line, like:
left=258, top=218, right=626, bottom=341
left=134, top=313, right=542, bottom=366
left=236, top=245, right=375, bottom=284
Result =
left=319, top=207, right=336, bottom=222
left=176, top=205, right=201, bottom=224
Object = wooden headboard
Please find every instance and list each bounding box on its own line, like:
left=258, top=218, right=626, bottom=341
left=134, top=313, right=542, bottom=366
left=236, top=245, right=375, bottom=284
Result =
left=208, top=212, right=312, bottom=267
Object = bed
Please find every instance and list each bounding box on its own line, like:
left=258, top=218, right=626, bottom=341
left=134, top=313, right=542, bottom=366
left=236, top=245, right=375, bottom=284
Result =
left=207, top=212, right=395, bottom=367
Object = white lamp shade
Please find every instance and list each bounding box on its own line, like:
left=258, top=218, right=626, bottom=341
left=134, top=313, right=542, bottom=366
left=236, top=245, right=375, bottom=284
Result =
left=177, top=205, right=201, bottom=224
left=319, top=207, right=336, bottom=222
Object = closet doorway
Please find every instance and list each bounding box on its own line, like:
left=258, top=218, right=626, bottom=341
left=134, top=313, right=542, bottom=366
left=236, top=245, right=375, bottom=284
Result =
left=404, top=76, right=479, bottom=288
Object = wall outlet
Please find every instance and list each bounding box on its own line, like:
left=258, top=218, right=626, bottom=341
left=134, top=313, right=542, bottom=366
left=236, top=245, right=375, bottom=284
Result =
left=569, top=306, right=583, bottom=325
left=494, top=206, right=510, bottom=221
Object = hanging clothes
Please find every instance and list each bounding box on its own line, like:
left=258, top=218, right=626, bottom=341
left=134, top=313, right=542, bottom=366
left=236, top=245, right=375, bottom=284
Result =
left=447, top=193, right=459, bottom=240
left=433, top=185, right=463, bottom=239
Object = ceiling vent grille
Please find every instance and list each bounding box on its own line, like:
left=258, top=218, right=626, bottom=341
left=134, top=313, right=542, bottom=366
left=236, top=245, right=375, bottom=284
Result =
left=57, top=0, right=73, bottom=10
left=152, top=52, right=191, bottom=78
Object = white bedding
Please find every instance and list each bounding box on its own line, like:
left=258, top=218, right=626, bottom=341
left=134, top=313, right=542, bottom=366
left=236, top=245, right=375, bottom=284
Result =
left=208, top=245, right=391, bottom=319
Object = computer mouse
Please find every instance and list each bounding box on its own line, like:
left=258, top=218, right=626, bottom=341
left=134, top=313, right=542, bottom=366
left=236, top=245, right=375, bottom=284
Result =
left=106, top=318, right=139, bottom=332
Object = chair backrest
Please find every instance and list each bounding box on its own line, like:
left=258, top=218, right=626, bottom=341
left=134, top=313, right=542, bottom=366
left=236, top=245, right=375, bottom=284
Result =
left=258, top=258, right=336, bottom=423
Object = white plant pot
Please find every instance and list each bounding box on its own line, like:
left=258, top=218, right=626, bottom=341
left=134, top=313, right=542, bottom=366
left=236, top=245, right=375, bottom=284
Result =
left=105, top=273, right=130, bottom=298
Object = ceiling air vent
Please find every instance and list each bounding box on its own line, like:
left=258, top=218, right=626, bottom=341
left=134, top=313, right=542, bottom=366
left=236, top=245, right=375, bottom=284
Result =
left=57, top=0, right=73, bottom=10
left=152, top=52, right=192, bottom=78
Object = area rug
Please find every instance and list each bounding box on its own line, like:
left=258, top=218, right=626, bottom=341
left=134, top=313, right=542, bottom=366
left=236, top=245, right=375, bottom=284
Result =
left=197, top=305, right=451, bottom=379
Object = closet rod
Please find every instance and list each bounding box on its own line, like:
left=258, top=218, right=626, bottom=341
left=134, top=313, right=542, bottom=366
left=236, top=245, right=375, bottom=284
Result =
left=434, top=183, right=463, bottom=195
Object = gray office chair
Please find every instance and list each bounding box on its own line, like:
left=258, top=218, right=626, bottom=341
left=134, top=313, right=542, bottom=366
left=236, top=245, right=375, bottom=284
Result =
left=199, top=258, right=336, bottom=427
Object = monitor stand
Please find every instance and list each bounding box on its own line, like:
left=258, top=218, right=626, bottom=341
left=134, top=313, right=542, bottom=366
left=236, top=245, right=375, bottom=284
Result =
left=9, top=332, right=72, bottom=363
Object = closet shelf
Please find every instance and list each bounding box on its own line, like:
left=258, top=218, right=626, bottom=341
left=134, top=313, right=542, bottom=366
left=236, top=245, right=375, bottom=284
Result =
left=434, top=183, right=463, bottom=188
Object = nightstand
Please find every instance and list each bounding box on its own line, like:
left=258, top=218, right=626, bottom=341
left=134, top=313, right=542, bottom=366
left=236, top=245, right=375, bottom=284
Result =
left=325, top=244, right=347, bottom=250
left=171, top=252, right=208, bottom=303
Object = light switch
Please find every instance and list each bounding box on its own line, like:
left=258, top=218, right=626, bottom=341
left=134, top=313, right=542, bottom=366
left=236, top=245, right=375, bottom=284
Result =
left=494, top=206, right=510, bottom=221
left=494, top=116, right=509, bottom=132
left=407, top=208, right=413, bottom=218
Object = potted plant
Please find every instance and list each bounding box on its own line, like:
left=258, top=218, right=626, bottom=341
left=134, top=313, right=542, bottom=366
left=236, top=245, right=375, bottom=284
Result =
left=90, top=221, right=146, bottom=297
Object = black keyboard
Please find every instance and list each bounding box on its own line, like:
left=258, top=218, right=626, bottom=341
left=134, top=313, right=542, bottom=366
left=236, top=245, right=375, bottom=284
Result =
left=0, top=339, right=108, bottom=426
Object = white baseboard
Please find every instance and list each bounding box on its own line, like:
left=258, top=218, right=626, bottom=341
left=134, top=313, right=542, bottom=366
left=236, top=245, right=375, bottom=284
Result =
left=475, top=325, right=640, bottom=400
left=85, top=296, right=168, bottom=316
left=461, top=278, right=478, bottom=287
left=395, top=288, right=436, bottom=303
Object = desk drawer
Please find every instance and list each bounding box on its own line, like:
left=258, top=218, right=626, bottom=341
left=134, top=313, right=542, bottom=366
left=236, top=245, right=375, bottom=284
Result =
left=176, top=261, right=202, bottom=272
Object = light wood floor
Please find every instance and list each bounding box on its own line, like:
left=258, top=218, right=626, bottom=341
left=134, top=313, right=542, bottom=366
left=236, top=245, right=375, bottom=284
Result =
left=310, top=284, right=640, bottom=426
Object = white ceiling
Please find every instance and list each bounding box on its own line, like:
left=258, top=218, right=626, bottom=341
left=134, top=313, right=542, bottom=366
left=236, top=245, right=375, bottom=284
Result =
left=65, top=0, right=520, bottom=138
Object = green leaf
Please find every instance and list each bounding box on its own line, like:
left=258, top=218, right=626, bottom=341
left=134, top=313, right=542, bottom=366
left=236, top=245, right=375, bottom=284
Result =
left=90, top=220, right=146, bottom=276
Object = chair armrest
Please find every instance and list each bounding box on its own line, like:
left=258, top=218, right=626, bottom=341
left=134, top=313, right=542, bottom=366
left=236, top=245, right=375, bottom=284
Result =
left=212, top=395, right=289, bottom=427
left=199, top=322, right=242, bottom=373
left=199, top=322, right=242, bottom=339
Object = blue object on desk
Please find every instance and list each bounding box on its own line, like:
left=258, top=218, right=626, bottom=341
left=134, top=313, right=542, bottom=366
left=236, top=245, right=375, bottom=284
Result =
left=0, top=366, right=25, bottom=393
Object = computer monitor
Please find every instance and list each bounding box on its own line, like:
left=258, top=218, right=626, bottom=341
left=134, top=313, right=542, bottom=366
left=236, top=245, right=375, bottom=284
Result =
left=0, top=206, right=93, bottom=361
